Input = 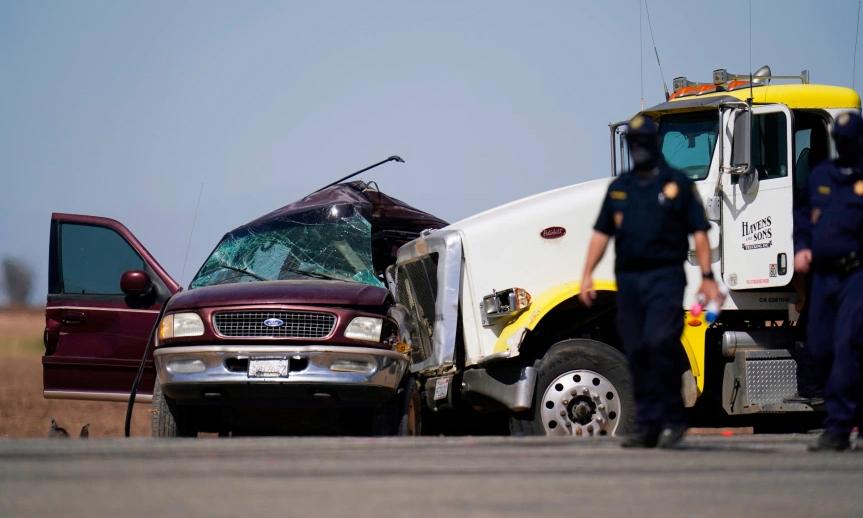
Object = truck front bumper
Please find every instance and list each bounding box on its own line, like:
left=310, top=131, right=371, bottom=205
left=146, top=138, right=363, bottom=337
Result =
left=153, top=345, right=408, bottom=405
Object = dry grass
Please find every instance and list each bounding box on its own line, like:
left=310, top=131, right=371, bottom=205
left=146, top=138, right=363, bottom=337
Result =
left=0, top=308, right=150, bottom=438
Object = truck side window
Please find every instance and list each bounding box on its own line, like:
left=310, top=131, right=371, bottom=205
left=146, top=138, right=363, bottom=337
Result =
left=792, top=111, right=829, bottom=192
left=751, top=112, right=788, bottom=180
left=60, top=224, right=144, bottom=295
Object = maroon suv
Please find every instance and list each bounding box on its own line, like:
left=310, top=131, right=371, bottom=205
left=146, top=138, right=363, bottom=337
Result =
left=44, top=181, right=445, bottom=436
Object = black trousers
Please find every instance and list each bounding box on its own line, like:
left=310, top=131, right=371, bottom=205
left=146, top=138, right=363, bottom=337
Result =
left=615, top=265, right=687, bottom=432
left=808, top=268, right=863, bottom=435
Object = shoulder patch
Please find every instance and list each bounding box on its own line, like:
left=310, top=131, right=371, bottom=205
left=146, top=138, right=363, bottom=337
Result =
left=818, top=185, right=831, bottom=196
left=609, top=190, right=627, bottom=200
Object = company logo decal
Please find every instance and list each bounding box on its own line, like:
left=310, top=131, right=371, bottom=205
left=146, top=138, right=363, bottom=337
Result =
left=540, top=226, right=567, bottom=239
left=741, top=216, right=772, bottom=250
left=263, top=318, right=285, bottom=328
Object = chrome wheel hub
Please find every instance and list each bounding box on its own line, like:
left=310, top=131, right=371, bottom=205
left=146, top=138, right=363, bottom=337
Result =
left=540, top=369, right=621, bottom=437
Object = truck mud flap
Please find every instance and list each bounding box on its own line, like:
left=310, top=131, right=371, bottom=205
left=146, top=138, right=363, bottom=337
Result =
left=461, top=366, right=537, bottom=412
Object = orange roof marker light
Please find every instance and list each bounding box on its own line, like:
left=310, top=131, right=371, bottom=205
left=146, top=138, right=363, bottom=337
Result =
left=670, top=76, right=719, bottom=99
left=670, top=66, right=811, bottom=100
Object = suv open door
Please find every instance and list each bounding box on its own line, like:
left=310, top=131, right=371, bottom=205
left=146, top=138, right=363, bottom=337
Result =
left=44, top=214, right=179, bottom=402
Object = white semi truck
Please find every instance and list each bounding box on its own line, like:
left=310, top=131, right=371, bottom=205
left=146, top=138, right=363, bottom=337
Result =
left=390, top=66, right=862, bottom=436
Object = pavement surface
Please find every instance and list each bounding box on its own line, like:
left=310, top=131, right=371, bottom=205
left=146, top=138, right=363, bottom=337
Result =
left=1, top=435, right=862, bottom=518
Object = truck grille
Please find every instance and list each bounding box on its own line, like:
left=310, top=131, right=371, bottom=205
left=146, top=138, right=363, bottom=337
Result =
left=213, top=311, right=336, bottom=338
left=394, top=253, right=439, bottom=360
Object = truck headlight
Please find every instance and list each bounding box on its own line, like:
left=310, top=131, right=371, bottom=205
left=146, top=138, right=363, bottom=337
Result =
left=158, top=312, right=205, bottom=341
left=344, top=317, right=383, bottom=342
left=481, top=287, right=532, bottom=327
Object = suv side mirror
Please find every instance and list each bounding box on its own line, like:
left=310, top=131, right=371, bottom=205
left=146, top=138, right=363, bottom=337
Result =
left=120, top=270, right=153, bottom=296
left=731, top=109, right=752, bottom=171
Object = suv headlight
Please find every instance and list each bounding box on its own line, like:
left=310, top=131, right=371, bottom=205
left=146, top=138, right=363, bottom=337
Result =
left=158, top=312, right=205, bottom=341
left=344, top=317, right=383, bottom=342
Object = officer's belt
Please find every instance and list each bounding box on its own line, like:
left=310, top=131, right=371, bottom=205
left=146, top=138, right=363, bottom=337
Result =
left=814, top=250, right=863, bottom=276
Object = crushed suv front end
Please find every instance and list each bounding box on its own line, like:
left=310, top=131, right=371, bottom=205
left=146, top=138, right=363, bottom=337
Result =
left=153, top=304, right=408, bottom=407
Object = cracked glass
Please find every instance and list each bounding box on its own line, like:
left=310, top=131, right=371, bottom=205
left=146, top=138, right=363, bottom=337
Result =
left=190, top=205, right=383, bottom=289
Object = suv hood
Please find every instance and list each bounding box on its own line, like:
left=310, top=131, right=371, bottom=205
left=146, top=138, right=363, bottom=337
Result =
left=165, top=280, right=390, bottom=311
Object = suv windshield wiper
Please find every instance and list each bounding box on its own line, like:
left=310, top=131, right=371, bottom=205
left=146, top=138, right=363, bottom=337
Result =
left=213, top=262, right=267, bottom=282
left=281, top=266, right=344, bottom=282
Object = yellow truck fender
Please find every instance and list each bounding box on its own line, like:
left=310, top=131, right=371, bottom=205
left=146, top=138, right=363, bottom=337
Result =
left=493, top=280, right=708, bottom=394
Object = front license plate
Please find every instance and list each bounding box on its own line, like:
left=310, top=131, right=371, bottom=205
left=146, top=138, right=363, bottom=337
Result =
left=248, top=357, right=289, bottom=378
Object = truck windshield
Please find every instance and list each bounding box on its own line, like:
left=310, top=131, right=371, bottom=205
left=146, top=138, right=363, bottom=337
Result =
left=190, top=206, right=383, bottom=289
left=659, top=110, right=719, bottom=180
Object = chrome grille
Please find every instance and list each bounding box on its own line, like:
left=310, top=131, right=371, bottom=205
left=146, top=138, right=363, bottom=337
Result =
left=394, top=253, right=439, bottom=362
left=214, top=311, right=336, bottom=338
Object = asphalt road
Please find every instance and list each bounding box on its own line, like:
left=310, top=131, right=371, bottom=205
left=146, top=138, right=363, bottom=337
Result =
left=1, top=435, right=861, bottom=518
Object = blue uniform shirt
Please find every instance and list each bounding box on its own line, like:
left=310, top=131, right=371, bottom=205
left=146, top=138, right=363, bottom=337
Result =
left=594, top=165, right=710, bottom=272
left=793, top=160, right=863, bottom=262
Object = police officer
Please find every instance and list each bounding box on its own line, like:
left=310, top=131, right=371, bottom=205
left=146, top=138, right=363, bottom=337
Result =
left=794, top=111, right=863, bottom=451
left=579, top=114, right=718, bottom=448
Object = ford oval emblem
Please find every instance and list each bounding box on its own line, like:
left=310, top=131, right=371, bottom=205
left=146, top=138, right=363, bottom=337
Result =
left=263, top=318, right=285, bottom=328
left=540, top=226, right=566, bottom=239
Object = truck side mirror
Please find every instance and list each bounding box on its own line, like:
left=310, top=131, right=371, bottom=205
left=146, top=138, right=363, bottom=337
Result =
left=120, top=270, right=153, bottom=296
left=731, top=109, right=752, bottom=171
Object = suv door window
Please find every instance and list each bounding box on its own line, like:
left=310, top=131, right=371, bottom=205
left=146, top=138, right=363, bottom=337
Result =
left=60, top=223, right=144, bottom=294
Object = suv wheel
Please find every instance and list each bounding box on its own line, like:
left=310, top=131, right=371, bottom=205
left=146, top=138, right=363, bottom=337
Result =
left=372, top=377, right=421, bottom=436
left=151, top=381, right=197, bottom=437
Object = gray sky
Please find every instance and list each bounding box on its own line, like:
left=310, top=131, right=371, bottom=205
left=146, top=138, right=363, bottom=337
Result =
left=2, top=0, right=860, bottom=303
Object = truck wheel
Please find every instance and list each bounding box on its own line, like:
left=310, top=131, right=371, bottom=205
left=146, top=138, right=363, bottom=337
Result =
left=510, top=339, right=634, bottom=438
left=151, top=382, right=197, bottom=437
left=372, top=377, right=421, bottom=436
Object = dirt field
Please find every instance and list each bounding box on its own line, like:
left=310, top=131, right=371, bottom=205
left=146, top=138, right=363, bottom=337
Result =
left=0, top=308, right=150, bottom=438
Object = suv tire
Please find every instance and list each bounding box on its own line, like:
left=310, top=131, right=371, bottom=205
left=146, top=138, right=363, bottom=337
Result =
left=151, top=381, right=197, bottom=437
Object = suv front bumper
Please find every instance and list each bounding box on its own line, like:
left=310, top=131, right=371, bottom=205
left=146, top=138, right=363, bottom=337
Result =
left=153, top=345, right=408, bottom=405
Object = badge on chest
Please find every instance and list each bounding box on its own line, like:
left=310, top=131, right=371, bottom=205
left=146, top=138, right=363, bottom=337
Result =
left=658, top=181, right=678, bottom=205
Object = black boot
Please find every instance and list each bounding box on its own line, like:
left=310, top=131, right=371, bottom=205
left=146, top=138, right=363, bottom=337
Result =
left=808, top=432, right=851, bottom=452
left=621, top=429, right=660, bottom=448
left=657, top=425, right=687, bottom=449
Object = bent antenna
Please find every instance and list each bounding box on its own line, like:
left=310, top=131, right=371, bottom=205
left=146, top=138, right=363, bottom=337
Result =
left=314, top=155, right=405, bottom=194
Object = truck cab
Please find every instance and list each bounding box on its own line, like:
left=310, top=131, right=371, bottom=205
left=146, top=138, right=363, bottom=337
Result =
left=44, top=181, right=446, bottom=436
left=393, top=66, right=861, bottom=436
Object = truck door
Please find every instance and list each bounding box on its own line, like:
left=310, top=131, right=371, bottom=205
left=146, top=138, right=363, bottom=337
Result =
left=44, top=213, right=180, bottom=401
left=721, top=105, right=794, bottom=289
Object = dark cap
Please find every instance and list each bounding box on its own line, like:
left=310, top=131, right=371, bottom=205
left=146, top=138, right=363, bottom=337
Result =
left=831, top=112, right=863, bottom=140
left=626, top=113, right=658, bottom=140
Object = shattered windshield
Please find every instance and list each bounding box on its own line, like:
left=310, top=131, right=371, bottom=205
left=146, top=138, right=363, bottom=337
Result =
left=190, top=205, right=383, bottom=289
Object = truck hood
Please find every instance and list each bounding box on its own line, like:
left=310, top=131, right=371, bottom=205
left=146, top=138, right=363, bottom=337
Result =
left=166, top=280, right=390, bottom=311
left=448, top=178, right=611, bottom=236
